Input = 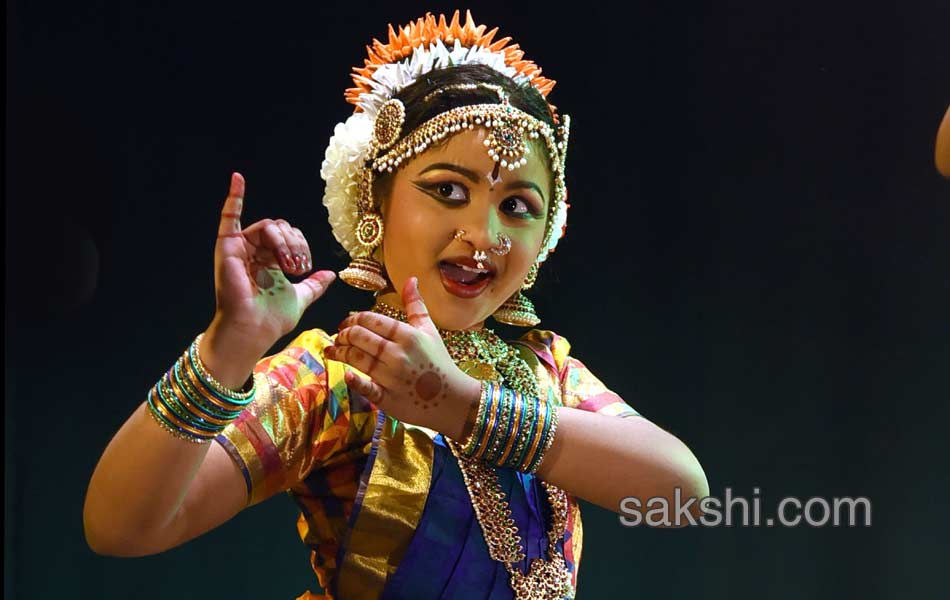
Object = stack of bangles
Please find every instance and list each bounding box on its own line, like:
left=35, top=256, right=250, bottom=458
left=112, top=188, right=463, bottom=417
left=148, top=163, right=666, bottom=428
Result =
left=458, top=381, right=560, bottom=473
left=146, top=333, right=257, bottom=444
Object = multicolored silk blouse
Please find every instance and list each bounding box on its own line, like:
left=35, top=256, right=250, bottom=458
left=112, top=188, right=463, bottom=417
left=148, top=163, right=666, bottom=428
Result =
left=215, top=327, right=640, bottom=599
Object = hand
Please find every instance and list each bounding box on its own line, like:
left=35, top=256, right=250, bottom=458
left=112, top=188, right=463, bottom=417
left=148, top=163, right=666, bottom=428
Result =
left=326, top=277, right=481, bottom=438
left=211, top=172, right=336, bottom=355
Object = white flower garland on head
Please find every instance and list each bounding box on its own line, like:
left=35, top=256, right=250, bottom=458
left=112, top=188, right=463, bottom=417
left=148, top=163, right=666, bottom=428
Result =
left=320, top=113, right=373, bottom=256
left=320, top=36, right=569, bottom=265
left=355, top=40, right=529, bottom=118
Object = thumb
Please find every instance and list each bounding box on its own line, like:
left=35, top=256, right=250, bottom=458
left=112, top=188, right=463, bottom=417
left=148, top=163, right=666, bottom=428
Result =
left=296, top=270, right=336, bottom=309
left=401, top=276, right=438, bottom=335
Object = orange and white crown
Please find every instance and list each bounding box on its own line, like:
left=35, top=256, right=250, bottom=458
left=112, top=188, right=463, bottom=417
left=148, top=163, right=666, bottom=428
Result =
left=345, top=10, right=556, bottom=117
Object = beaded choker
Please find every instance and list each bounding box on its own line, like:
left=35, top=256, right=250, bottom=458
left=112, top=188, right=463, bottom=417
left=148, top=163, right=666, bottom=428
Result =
left=368, top=301, right=574, bottom=599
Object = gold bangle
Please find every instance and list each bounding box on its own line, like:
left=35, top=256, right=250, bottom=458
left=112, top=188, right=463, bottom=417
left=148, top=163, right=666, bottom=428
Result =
left=191, top=333, right=255, bottom=401
left=473, top=384, right=501, bottom=461
left=459, top=381, right=490, bottom=456
left=146, top=401, right=213, bottom=444
left=510, top=394, right=536, bottom=469
left=519, top=400, right=549, bottom=472
left=165, top=364, right=235, bottom=427
left=148, top=385, right=216, bottom=442
left=178, top=350, right=248, bottom=415
left=531, top=405, right=560, bottom=474
left=497, top=391, right=526, bottom=467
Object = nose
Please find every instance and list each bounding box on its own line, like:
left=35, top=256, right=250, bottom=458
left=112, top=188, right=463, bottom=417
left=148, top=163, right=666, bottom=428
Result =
left=459, top=202, right=503, bottom=251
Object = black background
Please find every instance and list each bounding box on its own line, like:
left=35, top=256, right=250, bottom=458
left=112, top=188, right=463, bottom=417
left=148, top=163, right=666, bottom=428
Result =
left=6, top=1, right=949, bottom=598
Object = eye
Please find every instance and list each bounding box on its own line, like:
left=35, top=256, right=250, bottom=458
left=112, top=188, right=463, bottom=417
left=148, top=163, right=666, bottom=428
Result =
left=500, top=196, right=540, bottom=218
left=435, top=182, right=467, bottom=202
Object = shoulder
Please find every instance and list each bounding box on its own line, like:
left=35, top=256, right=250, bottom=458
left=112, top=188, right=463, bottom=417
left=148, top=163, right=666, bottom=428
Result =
left=510, top=329, right=572, bottom=374
left=253, top=328, right=337, bottom=390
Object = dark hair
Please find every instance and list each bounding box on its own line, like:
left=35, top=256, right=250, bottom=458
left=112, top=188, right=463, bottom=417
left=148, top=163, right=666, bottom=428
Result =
left=373, top=63, right=555, bottom=204
left=395, top=63, right=554, bottom=131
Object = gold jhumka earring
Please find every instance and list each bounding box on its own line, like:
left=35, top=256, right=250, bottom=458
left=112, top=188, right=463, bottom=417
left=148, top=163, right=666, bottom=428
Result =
left=339, top=100, right=407, bottom=291
left=493, top=263, right=540, bottom=327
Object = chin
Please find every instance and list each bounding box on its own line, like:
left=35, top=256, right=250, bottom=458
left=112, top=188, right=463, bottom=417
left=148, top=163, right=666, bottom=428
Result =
left=427, top=288, right=496, bottom=331
left=429, top=303, right=490, bottom=331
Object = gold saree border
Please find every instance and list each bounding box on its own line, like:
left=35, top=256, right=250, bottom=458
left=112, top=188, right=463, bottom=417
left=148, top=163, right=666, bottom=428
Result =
left=335, top=346, right=580, bottom=598
left=336, top=413, right=437, bottom=599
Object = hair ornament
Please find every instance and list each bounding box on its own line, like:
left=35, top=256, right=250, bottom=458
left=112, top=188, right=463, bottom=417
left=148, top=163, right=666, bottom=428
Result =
left=372, top=99, right=405, bottom=151
left=345, top=11, right=555, bottom=116
left=321, top=10, right=570, bottom=268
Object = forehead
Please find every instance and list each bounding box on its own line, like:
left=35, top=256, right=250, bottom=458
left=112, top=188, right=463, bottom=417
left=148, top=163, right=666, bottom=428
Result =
left=408, top=128, right=553, bottom=190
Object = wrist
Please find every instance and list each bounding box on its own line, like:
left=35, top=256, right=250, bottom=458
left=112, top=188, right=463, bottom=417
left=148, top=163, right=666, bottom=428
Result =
left=146, top=334, right=258, bottom=444
left=442, top=375, right=481, bottom=441
left=455, top=382, right=560, bottom=474
left=201, top=319, right=268, bottom=390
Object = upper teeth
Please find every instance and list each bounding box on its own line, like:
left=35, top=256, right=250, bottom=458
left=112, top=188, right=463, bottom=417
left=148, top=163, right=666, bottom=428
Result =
left=456, top=263, right=489, bottom=274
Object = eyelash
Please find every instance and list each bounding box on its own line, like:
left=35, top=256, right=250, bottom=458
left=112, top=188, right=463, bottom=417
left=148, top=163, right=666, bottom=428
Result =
left=414, top=180, right=542, bottom=218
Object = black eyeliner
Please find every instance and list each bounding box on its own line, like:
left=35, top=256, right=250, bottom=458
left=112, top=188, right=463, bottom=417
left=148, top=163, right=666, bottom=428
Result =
left=412, top=180, right=468, bottom=205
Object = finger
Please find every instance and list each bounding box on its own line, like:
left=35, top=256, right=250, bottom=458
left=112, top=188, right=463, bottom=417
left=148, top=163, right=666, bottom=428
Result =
left=295, top=270, right=336, bottom=309
left=291, top=226, right=313, bottom=272
left=335, top=324, right=405, bottom=371
left=325, top=343, right=386, bottom=380
left=217, top=172, right=245, bottom=239
left=339, top=311, right=416, bottom=346
left=254, top=221, right=296, bottom=272
left=275, top=219, right=307, bottom=273
left=344, top=370, right=386, bottom=406
left=401, top=276, right=438, bottom=334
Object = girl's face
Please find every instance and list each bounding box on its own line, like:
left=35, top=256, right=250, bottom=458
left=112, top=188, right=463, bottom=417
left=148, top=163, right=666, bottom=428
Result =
left=378, top=127, right=552, bottom=331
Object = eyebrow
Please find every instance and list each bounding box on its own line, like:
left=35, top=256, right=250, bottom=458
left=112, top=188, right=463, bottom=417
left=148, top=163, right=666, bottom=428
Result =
left=417, top=162, right=547, bottom=203
left=418, top=162, right=480, bottom=183
left=504, top=180, right=546, bottom=203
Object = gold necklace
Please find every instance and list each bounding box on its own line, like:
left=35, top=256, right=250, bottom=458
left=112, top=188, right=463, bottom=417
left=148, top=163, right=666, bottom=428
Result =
left=369, top=302, right=574, bottom=599
left=369, top=302, right=541, bottom=397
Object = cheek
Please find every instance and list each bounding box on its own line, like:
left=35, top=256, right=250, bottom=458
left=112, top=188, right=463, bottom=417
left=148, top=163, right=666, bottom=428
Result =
left=382, top=197, right=443, bottom=274
left=514, top=220, right=547, bottom=257
left=500, top=226, right=545, bottom=287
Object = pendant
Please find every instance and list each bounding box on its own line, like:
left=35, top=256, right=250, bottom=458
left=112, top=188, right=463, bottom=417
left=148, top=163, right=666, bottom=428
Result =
left=457, top=359, right=502, bottom=382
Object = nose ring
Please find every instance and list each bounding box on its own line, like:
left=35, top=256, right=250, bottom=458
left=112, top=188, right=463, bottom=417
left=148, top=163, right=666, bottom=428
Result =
left=453, top=229, right=467, bottom=241
left=489, top=233, right=512, bottom=256
left=473, top=250, right=490, bottom=269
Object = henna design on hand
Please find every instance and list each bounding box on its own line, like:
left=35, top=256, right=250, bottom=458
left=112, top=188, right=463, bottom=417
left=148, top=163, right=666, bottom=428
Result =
left=255, top=268, right=275, bottom=290
left=411, top=362, right=447, bottom=410
left=384, top=317, right=399, bottom=340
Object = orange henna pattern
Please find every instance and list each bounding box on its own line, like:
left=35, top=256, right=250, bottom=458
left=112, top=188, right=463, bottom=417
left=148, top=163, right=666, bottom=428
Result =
left=414, top=363, right=445, bottom=409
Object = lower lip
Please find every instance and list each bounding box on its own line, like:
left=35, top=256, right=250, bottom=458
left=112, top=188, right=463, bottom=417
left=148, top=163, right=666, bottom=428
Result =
left=439, top=266, right=493, bottom=299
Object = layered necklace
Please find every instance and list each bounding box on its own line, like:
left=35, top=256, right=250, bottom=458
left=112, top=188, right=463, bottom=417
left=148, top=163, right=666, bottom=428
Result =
left=370, top=302, right=574, bottom=599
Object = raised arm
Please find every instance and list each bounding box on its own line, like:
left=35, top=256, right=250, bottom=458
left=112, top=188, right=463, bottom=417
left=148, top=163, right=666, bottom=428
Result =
left=83, top=173, right=336, bottom=556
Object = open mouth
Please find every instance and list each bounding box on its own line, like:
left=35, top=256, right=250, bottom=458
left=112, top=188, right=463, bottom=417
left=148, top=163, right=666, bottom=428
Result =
left=438, top=259, right=495, bottom=298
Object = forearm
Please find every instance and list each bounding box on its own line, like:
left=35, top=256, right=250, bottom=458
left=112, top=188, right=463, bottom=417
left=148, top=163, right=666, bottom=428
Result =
left=83, top=402, right=216, bottom=554
left=83, top=327, right=261, bottom=554
left=535, top=408, right=709, bottom=516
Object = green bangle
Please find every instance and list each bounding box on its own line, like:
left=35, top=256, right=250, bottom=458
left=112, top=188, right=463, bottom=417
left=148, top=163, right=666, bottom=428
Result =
left=527, top=402, right=556, bottom=474
left=484, top=386, right=512, bottom=464
left=510, top=392, right=537, bottom=471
